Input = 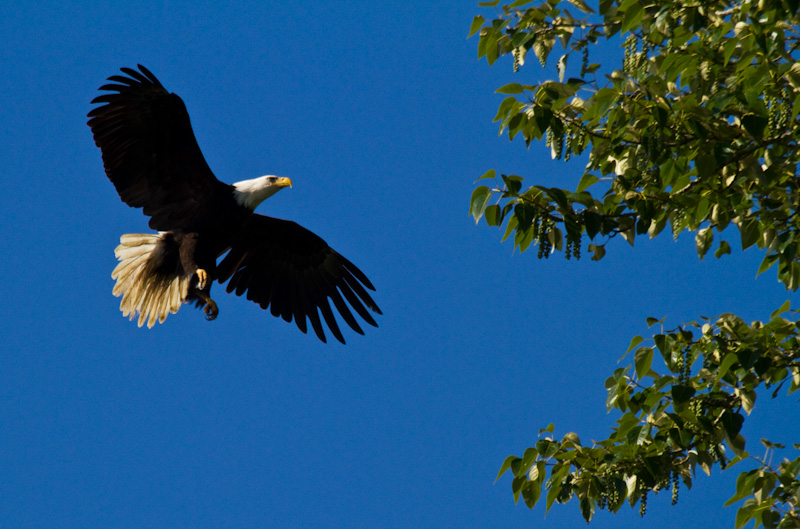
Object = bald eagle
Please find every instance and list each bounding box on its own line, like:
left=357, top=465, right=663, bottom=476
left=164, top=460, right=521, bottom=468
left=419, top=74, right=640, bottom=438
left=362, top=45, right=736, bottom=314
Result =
left=88, top=65, right=380, bottom=343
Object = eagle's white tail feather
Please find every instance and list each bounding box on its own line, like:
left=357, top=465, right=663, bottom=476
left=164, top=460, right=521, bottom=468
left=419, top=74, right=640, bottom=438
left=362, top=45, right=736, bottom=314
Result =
left=111, top=233, right=191, bottom=328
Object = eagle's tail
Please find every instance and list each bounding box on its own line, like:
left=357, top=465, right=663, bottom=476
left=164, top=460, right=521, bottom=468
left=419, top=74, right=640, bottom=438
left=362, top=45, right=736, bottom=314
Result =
left=111, top=233, right=191, bottom=328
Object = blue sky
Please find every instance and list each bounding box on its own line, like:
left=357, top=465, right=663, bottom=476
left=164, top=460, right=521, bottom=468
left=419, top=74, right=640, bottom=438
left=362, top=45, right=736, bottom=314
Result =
left=0, top=2, right=796, bottom=528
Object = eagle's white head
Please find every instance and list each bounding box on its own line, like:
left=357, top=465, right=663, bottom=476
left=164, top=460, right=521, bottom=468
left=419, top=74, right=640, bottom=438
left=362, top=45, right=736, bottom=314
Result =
left=232, top=175, right=293, bottom=211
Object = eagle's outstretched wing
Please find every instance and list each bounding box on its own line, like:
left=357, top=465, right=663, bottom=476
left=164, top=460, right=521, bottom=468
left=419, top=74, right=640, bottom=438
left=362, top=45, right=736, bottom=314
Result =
left=216, top=215, right=381, bottom=344
left=87, top=64, right=234, bottom=231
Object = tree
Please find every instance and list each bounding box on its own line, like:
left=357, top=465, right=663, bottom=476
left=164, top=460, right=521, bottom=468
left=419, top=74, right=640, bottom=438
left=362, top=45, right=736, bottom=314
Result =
left=469, top=1, right=800, bottom=526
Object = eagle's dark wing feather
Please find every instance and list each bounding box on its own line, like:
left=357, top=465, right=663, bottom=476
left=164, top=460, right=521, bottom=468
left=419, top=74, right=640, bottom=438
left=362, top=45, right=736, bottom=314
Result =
left=216, top=215, right=381, bottom=344
left=87, top=64, right=234, bottom=231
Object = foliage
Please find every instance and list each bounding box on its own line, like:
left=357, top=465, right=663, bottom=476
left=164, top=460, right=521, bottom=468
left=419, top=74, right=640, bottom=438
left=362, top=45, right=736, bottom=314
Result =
left=497, top=305, right=800, bottom=526
left=469, top=0, right=800, bottom=288
left=470, top=0, right=800, bottom=526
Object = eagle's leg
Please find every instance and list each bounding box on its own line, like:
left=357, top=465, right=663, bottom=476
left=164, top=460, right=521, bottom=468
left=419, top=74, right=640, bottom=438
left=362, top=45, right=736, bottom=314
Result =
left=193, top=289, right=219, bottom=321
left=179, top=232, right=217, bottom=321
left=195, top=268, right=209, bottom=290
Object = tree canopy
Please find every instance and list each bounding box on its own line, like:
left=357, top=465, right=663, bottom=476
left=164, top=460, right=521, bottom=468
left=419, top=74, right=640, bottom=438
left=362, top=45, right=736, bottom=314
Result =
left=469, top=1, right=800, bottom=526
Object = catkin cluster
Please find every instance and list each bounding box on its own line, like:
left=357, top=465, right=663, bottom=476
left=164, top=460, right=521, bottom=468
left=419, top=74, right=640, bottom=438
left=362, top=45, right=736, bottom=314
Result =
left=766, top=89, right=790, bottom=135
left=565, top=229, right=581, bottom=260
left=534, top=216, right=552, bottom=259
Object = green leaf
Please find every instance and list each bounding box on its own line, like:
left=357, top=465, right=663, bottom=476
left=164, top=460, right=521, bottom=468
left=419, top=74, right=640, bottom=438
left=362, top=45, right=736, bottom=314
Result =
left=514, top=203, right=535, bottom=230
left=583, top=212, right=602, bottom=239
left=547, top=226, right=563, bottom=252
left=620, top=1, right=643, bottom=33
left=477, top=169, right=496, bottom=181
left=615, top=411, right=640, bottom=438
left=478, top=0, right=499, bottom=5
left=496, top=83, right=524, bottom=94
left=529, top=460, right=542, bottom=481
left=625, top=335, right=645, bottom=354
left=592, top=87, right=619, bottom=117
left=721, top=410, right=744, bottom=440
left=715, top=240, right=731, bottom=258
left=507, top=113, right=526, bottom=139
left=696, top=227, right=713, bottom=260
left=512, top=475, right=524, bottom=504
left=740, top=388, right=756, bottom=415
left=576, top=173, right=598, bottom=193
left=502, top=174, right=523, bottom=195
left=544, top=187, right=569, bottom=210
left=545, top=464, right=569, bottom=513
left=634, top=346, right=653, bottom=379
left=671, top=384, right=695, bottom=405
left=725, top=471, right=758, bottom=506
left=619, top=217, right=635, bottom=246
left=646, top=316, right=664, bottom=327
left=739, top=218, right=761, bottom=250
left=741, top=114, right=769, bottom=140
left=588, top=243, right=606, bottom=261
left=695, top=154, right=717, bottom=179
left=515, top=447, right=538, bottom=477
left=718, top=352, right=739, bottom=380
left=565, top=0, right=595, bottom=13
left=497, top=455, right=519, bottom=481
left=635, top=423, right=651, bottom=445
left=468, top=15, right=485, bottom=37
left=521, top=480, right=542, bottom=508
left=580, top=495, right=595, bottom=522
left=501, top=214, right=518, bottom=242
left=485, top=204, right=501, bottom=226
left=537, top=438, right=560, bottom=459
left=757, top=254, right=779, bottom=275
left=653, top=334, right=670, bottom=357
left=533, top=36, right=554, bottom=66
left=470, top=186, right=491, bottom=224
left=735, top=499, right=757, bottom=529
left=517, top=224, right=535, bottom=252
left=723, top=37, right=739, bottom=65
left=694, top=197, right=711, bottom=225
left=494, top=96, right=520, bottom=124
left=485, top=32, right=500, bottom=65
left=770, top=300, right=791, bottom=318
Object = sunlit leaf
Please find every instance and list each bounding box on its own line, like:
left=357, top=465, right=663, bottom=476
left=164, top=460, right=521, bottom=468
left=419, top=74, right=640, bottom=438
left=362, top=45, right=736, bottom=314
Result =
left=496, top=455, right=519, bottom=481
left=477, top=169, right=496, bottom=181
left=470, top=186, right=491, bottom=223
left=496, top=83, right=524, bottom=94
left=468, top=15, right=485, bottom=37
left=770, top=300, right=791, bottom=318
left=634, top=346, right=653, bottom=379
left=620, top=1, right=643, bottom=33
left=696, top=227, right=713, bottom=260
left=576, top=173, right=598, bottom=193
left=625, top=335, right=644, bottom=354
left=565, top=0, right=595, bottom=13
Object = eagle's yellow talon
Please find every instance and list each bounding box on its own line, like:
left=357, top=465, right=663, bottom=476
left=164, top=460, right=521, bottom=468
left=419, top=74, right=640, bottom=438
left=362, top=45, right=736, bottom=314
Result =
left=196, top=268, right=208, bottom=290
